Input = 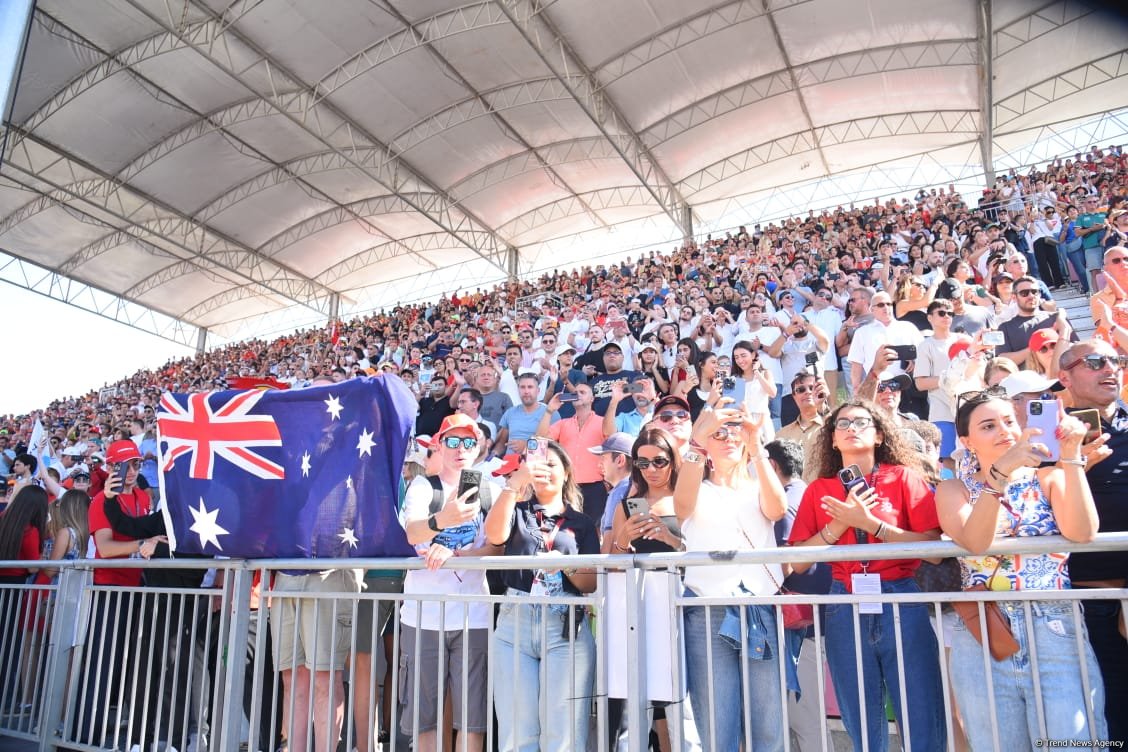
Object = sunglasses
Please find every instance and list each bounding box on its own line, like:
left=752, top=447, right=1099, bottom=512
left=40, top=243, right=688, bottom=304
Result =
left=656, top=410, right=690, bottom=422
left=634, top=456, right=672, bottom=470
left=710, top=423, right=744, bottom=441
left=1015, top=289, right=1039, bottom=297
left=1062, top=354, right=1128, bottom=372
left=792, top=384, right=815, bottom=395
left=1107, top=257, right=1128, bottom=265
left=833, top=416, right=875, bottom=432
left=1036, top=343, right=1056, bottom=354
left=956, top=386, right=1009, bottom=414
left=877, top=381, right=902, bottom=393
left=932, top=309, right=953, bottom=318
left=441, top=436, right=479, bottom=450
left=872, top=301, right=892, bottom=308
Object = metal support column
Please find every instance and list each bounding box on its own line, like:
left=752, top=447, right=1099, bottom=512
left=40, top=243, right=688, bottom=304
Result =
left=195, top=327, right=207, bottom=355
left=977, top=0, right=995, bottom=184
left=40, top=566, right=93, bottom=752
left=625, top=563, right=648, bottom=752
left=682, top=205, right=695, bottom=245
left=328, top=292, right=340, bottom=322
left=215, top=567, right=254, bottom=752
left=507, top=246, right=520, bottom=282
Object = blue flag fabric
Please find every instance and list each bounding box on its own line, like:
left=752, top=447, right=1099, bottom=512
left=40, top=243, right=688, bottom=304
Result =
left=157, top=376, right=416, bottom=559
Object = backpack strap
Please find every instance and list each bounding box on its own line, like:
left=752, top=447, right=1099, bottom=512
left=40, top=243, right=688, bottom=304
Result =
left=426, top=473, right=492, bottom=514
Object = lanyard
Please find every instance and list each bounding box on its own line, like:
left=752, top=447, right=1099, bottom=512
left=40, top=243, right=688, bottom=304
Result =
left=534, top=510, right=565, bottom=553
left=852, top=464, right=880, bottom=570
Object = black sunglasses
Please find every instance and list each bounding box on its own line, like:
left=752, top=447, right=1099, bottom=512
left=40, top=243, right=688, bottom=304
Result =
left=633, top=456, right=672, bottom=470
left=1062, top=354, right=1128, bottom=372
left=955, top=386, right=1009, bottom=415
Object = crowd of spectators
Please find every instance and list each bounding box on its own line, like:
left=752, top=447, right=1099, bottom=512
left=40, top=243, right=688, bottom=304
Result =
left=2, top=144, right=1128, bottom=751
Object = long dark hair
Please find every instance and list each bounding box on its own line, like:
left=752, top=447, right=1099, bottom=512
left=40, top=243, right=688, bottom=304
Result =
left=546, top=440, right=584, bottom=511
left=629, top=428, right=681, bottom=498
left=731, top=341, right=759, bottom=380
left=0, top=485, right=49, bottom=561
left=809, top=400, right=916, bottom=479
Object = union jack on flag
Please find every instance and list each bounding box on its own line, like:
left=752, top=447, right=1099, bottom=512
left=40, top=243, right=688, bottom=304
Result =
left=157, top=377, right=417, bottom=559
left=158, top=390, right=284, bottom=480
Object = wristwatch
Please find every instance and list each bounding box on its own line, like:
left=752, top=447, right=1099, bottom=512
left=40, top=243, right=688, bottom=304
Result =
left=684, top=451, right=705, bottom=464
left=427, top=514, right=443, bottom=532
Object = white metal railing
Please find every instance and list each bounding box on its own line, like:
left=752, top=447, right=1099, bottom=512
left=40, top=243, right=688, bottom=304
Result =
left=0, top=533, right=1124, bottom=752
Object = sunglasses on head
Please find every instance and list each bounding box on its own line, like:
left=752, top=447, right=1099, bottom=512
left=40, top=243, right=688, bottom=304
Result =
left=955, top=386, right=1009, bottom=414
left=634, top=456, right=672, bottom=470
left=441, top=436, right=479, bottom=450
left=656, top=409, right=690, bottom=422
left=1062, top=354, right=1128, bottom=372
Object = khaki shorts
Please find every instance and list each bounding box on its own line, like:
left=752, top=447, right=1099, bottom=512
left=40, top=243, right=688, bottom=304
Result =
left=270, top=569, right=362, bottom=671
left=398, top=625, right=489, bottom=734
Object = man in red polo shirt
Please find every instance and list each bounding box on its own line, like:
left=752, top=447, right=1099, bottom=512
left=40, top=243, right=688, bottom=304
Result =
left=75, top=440, right=162, bottom=747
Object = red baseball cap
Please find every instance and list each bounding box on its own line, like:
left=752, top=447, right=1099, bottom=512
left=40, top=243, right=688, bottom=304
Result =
left=106, top=440, right=142, bottom=463
left=491, top=453, right=522, bottom=477
left=1028, top=328, right=1060, bottom=353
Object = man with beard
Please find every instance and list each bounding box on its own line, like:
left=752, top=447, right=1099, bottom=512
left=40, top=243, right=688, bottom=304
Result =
left=1058, top=340, right=1128, bottom=744
left=998, top=276, right=1076, bottom=364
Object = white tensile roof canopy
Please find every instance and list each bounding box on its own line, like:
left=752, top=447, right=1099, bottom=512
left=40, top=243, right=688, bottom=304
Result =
left=1, top=0, right=1126, bottom=346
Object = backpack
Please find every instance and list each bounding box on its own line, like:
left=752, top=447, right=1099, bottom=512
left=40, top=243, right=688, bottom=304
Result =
left=425, top=474, right=493, bottom=515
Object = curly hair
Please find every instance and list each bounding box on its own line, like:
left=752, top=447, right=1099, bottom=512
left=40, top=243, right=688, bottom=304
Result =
left=808, top=400, right=918, bottom=479
left=629, top=427, right=681, bottom=498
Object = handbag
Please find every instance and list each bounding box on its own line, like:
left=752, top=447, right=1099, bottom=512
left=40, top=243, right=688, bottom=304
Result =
left=950, top=560, right=1019, bottom=661
left=738, top=525, right=814, bottom=630
left=914, top=557, right=962, bottom=593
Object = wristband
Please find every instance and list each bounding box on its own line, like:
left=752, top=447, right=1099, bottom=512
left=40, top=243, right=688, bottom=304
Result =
left=1059, top=457, right=1087, bottom=467
left=427, top=514, right=443, bottom=532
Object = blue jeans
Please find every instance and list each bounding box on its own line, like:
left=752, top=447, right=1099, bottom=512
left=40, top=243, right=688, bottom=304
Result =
left=950, top=599, right=1107, bottom=748
left=824, top=578, right=945, bottom=752
left=492, top=601, right=594, bottom=752
left=683, top=602, right=785, bottom=752
left=1063, top=238, right=1089, bottom=293
left=769, top=383, right=783, bottom=431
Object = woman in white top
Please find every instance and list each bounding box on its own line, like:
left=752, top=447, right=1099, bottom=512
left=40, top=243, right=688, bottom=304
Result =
left=674, top=383, right=787, bottom=751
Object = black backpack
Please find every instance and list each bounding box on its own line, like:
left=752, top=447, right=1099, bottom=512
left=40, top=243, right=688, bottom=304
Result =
left=424, top=474, right=493, bottom=515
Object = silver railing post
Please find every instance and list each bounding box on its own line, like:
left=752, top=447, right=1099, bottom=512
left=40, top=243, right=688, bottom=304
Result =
left=39, top=565, right=91, bottom=752
left=624, top=562, right=648, bottom=752
left=216, top=566, right=253, bottom=752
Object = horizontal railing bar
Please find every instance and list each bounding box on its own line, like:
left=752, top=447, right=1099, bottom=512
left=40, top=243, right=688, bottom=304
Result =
left=2, top=531, right=1126, bottom=572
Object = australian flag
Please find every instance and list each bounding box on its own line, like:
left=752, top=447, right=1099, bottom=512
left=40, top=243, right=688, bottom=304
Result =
left=156, top=376, right=416, bottom=559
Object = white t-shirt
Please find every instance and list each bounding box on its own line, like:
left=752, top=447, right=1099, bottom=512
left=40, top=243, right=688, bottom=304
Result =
left=401, top=475, right=496, bottom=630
left=847, top=319, right=923, bottom=378
left=682, top=479, right=782, bottom=597
left=735, top=326, right=783, bottom=384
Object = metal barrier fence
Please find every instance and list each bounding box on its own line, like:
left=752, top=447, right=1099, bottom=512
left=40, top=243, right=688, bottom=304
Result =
left=0, top=533, right=1125, bottom=752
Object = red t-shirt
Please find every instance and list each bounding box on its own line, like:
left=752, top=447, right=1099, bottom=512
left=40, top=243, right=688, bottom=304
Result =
left=0, top=524, right=41, bottom=577
left=88, top=489, right=150, bottom=586
left=788, top=464, right=940, bottom=589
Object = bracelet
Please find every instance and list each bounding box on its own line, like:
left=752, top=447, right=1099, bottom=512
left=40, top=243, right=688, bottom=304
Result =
left=503, top=484, right=523, bottom=493
left=819, top=525, right=840, bottom=544
left=1059, top=457, right=1087, bottom=466
left=874, top=521, right=887, bottom=539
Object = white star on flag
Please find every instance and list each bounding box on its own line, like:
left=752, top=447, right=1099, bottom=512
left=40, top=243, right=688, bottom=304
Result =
left=189, top=498, right=229, bottom=551
left=357, top=428, right=375, bottom=457
left=346, top=475, right=353, bottom=490
left=324, top=394, right=343, bottom=420
left=339, top=527, right=359, bottom=549
left=301, top=452, right=311, bottom=477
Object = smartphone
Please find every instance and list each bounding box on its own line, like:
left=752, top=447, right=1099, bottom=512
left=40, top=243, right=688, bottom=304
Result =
left=1027, top=399, right=1061, bottom=463
left=623, top=382, right=644, bottom=395
left=1071, top=408, right=1102, bottom=442
left=889, top=344, right=917, bottom=361
left=558, top=392, right=579, bottom=403
left=838, top=464, right=871, bottom=497
left=525, top=436, right=549, bottom=464
left=457, top=469, right=482, bottom=504
left=115, top=461, right=131, bottom=487
left=982, top=330, right=1005, bottom=347
left=721, top=375, right=746, bottom=404
left=623, top=497, right=651, bottom=519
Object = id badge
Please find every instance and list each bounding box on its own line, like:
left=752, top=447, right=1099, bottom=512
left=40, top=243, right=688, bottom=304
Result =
left=851, top=572, right=883, bottom=614
left=530, top=570, right=548, bottom=597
